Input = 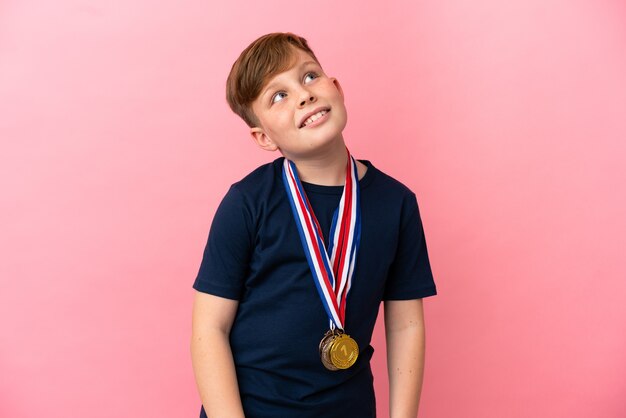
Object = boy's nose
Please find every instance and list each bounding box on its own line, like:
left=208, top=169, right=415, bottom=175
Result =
left=299, top=96, right=315, bottom=106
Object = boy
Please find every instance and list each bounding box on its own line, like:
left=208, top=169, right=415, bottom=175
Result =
left=191, top=32, right=437, bottom=418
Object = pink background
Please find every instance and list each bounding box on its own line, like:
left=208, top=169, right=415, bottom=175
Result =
left=1, top=0, right=625, bottom=417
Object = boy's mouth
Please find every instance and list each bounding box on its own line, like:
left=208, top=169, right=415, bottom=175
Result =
left=299, top=107, right=330, bottom=128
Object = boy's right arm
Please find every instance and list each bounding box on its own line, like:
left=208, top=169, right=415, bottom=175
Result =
left=191, top=290, right=245, bottom=418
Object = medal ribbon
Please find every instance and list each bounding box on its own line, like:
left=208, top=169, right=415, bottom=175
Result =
left=282, top=150, right=361, bottom=330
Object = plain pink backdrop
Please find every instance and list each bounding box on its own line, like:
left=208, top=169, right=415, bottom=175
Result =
left=1, top=1, right=625, bottom=417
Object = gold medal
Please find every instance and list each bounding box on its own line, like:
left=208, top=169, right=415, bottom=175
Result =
left=319, top=330, right=359, bottom=371
left=329, top=333, right=359, bottom=369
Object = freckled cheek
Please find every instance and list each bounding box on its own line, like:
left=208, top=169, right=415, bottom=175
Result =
left=322, top=81, right=341, bottom=95
left=278, top=113, right=296, bottom=129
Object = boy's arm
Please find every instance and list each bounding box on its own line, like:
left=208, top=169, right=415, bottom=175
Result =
left=191, top=291, right=245, bottom=418
left=384, top=298, right=427, bottom=418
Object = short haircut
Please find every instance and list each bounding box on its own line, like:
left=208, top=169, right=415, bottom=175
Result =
left=226, top=32, right=321, bottom=128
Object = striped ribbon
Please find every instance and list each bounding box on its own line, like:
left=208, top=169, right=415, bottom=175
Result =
left=282, top=150, right=361, bottom=330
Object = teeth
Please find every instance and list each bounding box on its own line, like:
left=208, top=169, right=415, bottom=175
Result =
left=302, top=110, right=328, bottom=127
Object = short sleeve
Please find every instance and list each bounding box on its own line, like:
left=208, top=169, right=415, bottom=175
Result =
left=192, top=185, right=254, bottom=300
left=383, top=193, right=437, bottom=300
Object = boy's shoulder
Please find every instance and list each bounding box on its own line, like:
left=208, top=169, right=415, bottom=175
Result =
left=358, top=159, right=416, bottom=198
left=225, top=157, right=284, bottom=198
left=234, top=156, right=282, bottom=181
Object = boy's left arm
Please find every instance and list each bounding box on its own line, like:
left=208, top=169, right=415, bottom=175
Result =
left=384, top=298, right=427, bottom=418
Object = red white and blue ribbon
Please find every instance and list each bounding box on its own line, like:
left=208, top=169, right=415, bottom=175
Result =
left=282, top=150, right=361, bottom=330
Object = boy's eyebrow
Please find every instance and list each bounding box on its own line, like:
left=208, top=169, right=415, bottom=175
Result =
left=260, top=61, right=319, bottom=99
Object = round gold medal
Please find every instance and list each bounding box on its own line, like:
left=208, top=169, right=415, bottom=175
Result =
left=319, top=330, right=359, bottom=371
left=329, top=333, right=359, bottom=369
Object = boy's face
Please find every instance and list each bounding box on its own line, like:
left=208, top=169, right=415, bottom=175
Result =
left=249, top=48, right=347, bottom=161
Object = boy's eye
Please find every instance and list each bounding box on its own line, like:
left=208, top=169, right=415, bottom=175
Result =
left=304, top=72, right=318, bottom=83
left=271, top=92, right=287, bottom=104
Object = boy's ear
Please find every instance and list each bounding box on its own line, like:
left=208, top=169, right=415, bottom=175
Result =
left=331, top=77, right=345, bottom=100
left=250, top=127, right=278, bottom=152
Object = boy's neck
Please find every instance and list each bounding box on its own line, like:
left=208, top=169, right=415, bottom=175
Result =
left=288, top=140, right=350, bottom=187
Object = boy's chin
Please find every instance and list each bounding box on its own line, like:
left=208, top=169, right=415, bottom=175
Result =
left=296, top=137, right=347, bottom=156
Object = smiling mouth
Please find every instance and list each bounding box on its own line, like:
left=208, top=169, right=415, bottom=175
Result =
left=299, top=109, right=330, bottom=128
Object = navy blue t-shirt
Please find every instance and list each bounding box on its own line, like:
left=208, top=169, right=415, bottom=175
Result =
left=193, top=157, right=437, bottom=418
